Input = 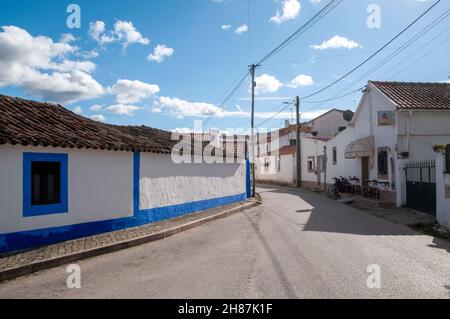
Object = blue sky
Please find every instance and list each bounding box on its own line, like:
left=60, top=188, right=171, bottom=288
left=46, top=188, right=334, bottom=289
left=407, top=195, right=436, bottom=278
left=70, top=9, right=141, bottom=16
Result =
left=0, top=0, right=448, bottom=132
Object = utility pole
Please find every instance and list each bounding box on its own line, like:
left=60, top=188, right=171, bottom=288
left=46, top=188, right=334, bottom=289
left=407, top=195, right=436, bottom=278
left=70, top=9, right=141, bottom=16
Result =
left=296, top=96, right=302, bottom=188
left=250, top=64, right=258, bottom=198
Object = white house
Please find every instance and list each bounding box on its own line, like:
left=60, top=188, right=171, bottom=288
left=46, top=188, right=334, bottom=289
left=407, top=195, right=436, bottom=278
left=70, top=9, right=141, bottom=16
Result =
left=255, top=109, right=342, bottom=188
left=305, top=108, right=348, bottom=138
left=0, top=94, right=251, bottom=253
left=326, top=81, right=450, bottom=211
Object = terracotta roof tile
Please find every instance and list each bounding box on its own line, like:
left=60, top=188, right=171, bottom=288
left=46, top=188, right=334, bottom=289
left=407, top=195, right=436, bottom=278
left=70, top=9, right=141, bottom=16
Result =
left=371, top=81, right=450, bottom=110
left=0, top=94, right=176, bottom=154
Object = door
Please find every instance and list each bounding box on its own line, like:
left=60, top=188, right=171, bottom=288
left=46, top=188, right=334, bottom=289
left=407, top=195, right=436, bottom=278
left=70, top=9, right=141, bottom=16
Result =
left=361, top=157, right=369, bottom=186
left=405, top=161, right=436, bottom=215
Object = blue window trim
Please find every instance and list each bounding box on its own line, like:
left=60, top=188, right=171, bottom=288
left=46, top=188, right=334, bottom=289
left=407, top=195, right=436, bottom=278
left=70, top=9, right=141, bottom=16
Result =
left=23, top=152, right=69, bottom=217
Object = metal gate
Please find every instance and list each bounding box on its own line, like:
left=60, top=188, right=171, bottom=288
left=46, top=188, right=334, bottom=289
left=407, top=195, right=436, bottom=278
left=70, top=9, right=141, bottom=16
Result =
left=404, top=160, right=436, bottom=215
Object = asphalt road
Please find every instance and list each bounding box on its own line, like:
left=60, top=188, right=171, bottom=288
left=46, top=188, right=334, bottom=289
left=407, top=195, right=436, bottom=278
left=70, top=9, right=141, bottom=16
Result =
left=1, top=185, right=450, bottom=299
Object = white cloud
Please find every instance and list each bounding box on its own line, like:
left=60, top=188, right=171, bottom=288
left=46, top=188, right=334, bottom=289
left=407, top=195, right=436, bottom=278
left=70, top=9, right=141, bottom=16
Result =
left=90, top=114, right=106, bottom=122
left=254, top=74, right=282, bottom=94
left=310, top=35, right=361, bottom=50
left=288, top=74, right=314, bottom=88
left=73, top=106, right=83, bottom=114
left=154, top=95, right=332, bottom=122
left=0, top=25, right=104, bottom=104
left=105, top=104, right=141, bottom=116
left=109, top=79, right=160, bottom=104
left=270, top=0, right=301, bottom=24
left=88, top=20, right=149, bottom=49
left=235, top=24, right=248, bottom=34
left=114, top=20, right=150, bottom=48
left=155, top=96, right=224, bottom=118
left=50, top=60, right=96, bottom=73
left=147, top=44, right=174, bottom=63
left=60, top=33, right=76, bottom=43
left=221, top=24, right=231, bottom=30
left=310, top=0, right=323, bottom=4
left=90, top=104, right=103, bottom=111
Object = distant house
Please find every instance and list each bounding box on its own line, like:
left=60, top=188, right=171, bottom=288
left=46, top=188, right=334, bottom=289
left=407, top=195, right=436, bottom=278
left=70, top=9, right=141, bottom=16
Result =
left=0, top=95, right=250, bottom=253
left=305, top=108, right=348, bottom=138
left=326, top=81, right=450, bottom=211
left=255, top=109, right=343, bottom=188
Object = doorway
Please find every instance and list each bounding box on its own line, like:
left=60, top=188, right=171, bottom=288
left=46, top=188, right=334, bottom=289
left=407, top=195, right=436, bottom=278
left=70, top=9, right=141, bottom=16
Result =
left=361, top=157, right=369, bottom=186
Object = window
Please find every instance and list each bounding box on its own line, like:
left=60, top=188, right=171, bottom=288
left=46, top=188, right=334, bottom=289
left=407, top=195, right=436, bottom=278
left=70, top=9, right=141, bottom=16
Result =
left=332, top=147, right=337, bottom=165
left=317, top=155, right=326, bottom=172
left=31, top=162, right=61, bottom=205
left=307, top=156, right=316, bottom=173
left=290, top=139, right=297, bottom=146
left=23, top=153, right=68, bottom=217
left=277, top=155, right=281, bottom=172
left=264, top=158, right=271, bottom=174
left=377, top=148, right=389, bottom=179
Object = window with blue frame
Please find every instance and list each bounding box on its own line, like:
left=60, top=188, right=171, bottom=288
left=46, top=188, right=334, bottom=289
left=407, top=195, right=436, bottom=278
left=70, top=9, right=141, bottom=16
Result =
left=23, top=153, right=68, bottom=217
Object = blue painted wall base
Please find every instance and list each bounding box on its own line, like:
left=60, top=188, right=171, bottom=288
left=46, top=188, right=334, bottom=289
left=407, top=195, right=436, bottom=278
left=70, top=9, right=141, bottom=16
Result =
left=0, top=151, right=248, bottom=254
left=0, top=193, right=247, bottom=254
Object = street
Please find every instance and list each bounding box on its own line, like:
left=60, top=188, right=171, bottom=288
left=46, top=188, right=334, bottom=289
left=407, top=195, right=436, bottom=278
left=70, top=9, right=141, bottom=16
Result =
left=1, top=185, right=450, bottom=298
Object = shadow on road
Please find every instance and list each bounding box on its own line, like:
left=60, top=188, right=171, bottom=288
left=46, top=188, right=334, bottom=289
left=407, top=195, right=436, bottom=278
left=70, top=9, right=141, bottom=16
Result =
left=243, top=211, right=298, bottom=298
left=257, top=184, right=450, bottom=251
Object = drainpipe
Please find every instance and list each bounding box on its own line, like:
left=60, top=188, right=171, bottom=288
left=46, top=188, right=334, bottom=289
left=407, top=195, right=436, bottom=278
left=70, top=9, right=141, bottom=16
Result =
left=323, top=145, right=327, bottom=192
left=406, top=110, right=412, bottom=154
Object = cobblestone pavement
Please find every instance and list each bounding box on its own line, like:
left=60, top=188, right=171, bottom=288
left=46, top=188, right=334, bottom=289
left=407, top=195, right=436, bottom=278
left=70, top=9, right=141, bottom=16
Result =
left=0, top=202, right=247, bottom=272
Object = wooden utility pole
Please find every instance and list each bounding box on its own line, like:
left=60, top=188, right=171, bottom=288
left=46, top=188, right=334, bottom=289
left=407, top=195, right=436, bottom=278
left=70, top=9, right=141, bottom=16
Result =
left=296, top=96, right=302, bottom=188
left=250, top=64, right=258, bottom=197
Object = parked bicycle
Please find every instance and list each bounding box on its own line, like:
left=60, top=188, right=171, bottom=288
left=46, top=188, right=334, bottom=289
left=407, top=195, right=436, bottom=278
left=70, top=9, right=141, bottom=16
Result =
left=327, top=176, right=350, bottom=199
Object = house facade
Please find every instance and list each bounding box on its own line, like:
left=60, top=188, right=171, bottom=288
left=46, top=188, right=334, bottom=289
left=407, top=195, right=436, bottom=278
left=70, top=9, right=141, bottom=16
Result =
left=0, top=95, right=250, bottom=253
left=325, top=81, right=450, bottom=210
left=255, top=111, right=340, bottom=188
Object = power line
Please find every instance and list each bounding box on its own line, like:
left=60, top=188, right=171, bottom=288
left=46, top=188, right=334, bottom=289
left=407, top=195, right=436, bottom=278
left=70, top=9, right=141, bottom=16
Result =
left=304, top=10, right=449, bottom=111
left=302, top=87, right=364, bottom=104
left=255, top=0, right=344, bottom=65
left=388, top=35, right=450, bottom=80
left=337, top=10, right=449, bottom=92
left=255, top=100, right=296, bottom=128
left=300, top=0, right=442, bottom=100
left=202, top=70, right=250, bottom=128
left=381, top=27, right=450, bottom=80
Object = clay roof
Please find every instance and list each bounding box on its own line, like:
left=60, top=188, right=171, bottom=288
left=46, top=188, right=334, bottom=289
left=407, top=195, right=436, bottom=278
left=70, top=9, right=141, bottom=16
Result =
left=0, top=94, right=178, bottom=154
left=371, top=81, right=450, bottom=110
left=279, top=145, right=297, bottom=156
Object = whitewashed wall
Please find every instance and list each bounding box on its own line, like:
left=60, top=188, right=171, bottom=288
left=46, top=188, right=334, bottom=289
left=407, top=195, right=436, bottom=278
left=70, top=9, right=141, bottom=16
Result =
left=0, top=145, right=133, bottom=234
left=436, top=154, right=450, bottom=228
left=301, top=137, right=326, bottom=184
left=326, top=84, right=397, bottom=186
left=398, top=110, right=450, bottom=160
left=256, top=154, right=295, bottom=185
left=139, top=153, right=246, bottom=210
left=308, top=109, right=347, bottom=138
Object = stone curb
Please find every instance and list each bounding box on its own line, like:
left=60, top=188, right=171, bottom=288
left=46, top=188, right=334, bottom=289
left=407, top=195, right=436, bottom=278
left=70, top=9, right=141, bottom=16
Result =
left=0, top=200, right=259, bottom=283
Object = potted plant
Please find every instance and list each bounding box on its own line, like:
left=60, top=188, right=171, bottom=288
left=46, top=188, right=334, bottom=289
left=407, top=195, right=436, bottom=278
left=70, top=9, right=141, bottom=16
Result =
left=433, top=144, right=447, bottom=154
left=400, top=151, right=409, bottom=159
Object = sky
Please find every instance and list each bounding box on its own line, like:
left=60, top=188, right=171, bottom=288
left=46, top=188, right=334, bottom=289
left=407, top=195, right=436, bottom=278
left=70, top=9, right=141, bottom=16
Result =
left=0, top=0, right=448, bottom=133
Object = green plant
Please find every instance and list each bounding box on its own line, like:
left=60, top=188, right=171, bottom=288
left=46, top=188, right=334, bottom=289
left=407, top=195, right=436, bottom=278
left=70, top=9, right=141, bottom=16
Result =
left=433, top=144, right=447, bottom=153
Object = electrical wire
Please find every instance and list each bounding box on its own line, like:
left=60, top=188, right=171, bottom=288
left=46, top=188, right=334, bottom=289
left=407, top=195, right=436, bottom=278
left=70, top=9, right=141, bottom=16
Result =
left=300, top=0, right=442, bottom=100
left=255, top=0, right=344, bottom=65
